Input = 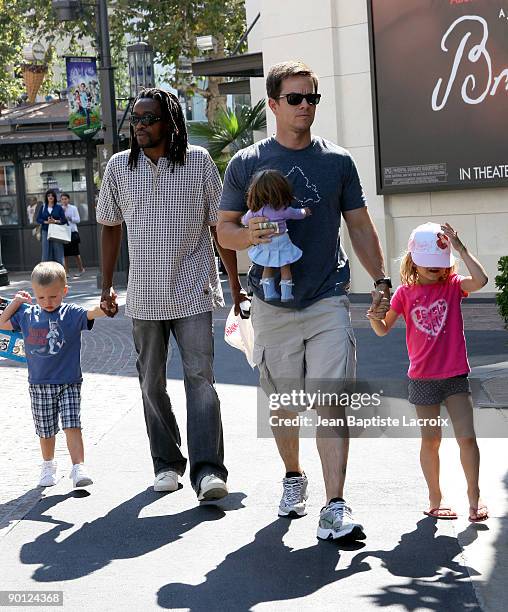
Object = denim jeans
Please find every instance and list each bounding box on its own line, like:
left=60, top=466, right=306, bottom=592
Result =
left=41, top=229, right=65, bottom=265
left=132, top=311, right=227, bottom=491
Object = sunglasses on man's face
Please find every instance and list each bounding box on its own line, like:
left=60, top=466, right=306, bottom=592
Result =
left=129, top=114, right=162, bottom=126
left=277, top=92, right=321, bottom=106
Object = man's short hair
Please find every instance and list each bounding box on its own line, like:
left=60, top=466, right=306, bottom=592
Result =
left=32, top=262, right=66, bottom=287
left=266, top=61, right=319, bottom=100
left=60, top=193, right=70, bottom=199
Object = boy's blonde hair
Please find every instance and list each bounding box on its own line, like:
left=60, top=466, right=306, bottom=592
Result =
left=31, top=262, right=67, bottom=287
left=400, top=252, right=457, bottom=285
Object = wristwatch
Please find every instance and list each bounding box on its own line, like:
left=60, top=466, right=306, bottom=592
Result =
left=374, top=277, right=392, bottom=289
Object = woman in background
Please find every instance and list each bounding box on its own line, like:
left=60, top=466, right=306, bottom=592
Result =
left=36, top=189, right=67, bottom=265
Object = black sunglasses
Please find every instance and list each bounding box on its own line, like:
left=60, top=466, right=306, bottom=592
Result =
left=129, top=114, right=162, bottom=126
left=277, top=92, right=321, bottom=106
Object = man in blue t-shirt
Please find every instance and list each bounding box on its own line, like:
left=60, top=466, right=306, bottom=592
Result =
left=0, top=262, right=106, bottom=489
left=218, top=60, right=390, bottom=542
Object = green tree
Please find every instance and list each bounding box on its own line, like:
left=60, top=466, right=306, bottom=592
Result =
left=0, top=0, right=29, bottom=107
left=1, top=1, right=247, bottom=116
left=189, top=100, right=266, bottom=176
left=110, top=0, right=247, bottom=120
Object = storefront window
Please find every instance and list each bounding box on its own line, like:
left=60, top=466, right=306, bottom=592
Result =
left=0, top=163, right=19, bottom=226
left=23, top=159, right=89, bottom=223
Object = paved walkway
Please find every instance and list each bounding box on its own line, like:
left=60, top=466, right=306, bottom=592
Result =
left=0, top=269, right=506, bottom=611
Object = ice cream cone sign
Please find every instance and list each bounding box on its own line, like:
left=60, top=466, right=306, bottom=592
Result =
left=21, top=64, right=48, bottom=104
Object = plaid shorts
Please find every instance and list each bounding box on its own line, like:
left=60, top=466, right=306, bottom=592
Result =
left=408, top=374, right=470, bottom=406
left=28, top=383, right=82, bottom=438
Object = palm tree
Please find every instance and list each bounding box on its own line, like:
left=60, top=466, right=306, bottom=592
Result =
left=188, top=99, right=266, bottom=175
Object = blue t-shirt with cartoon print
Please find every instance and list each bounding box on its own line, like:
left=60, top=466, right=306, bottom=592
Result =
left=219, top=136, right=366, bottom=309
left=10, top=303, right=93, bottom=384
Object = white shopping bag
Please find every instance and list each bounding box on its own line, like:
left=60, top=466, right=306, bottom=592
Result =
left=224, top=306, right=255, bottom=368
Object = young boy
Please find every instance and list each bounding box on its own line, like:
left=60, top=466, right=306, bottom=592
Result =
left=0, top=261, right=105, bottom=488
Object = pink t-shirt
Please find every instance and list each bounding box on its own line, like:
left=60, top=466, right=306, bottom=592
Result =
left=390, top=274, right=469, bottom=379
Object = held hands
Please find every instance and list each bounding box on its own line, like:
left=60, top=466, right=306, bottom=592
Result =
left=304, top=207, right=312, bottom=216
left=366, top=289, right=390, bottom=320
left=14, top=290, right=32, bottom=305
left=440, top=223, right=465, bottom=253
left=247, top=217, right=274, bottom=246
left=100, top=287, right=119, bottom=318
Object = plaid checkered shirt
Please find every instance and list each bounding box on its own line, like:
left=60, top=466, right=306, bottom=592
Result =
left=96, top=147, right=224, bottom=320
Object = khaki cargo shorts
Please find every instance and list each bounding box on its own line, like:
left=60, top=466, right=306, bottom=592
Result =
left=251, top=295, right=356, bottom=411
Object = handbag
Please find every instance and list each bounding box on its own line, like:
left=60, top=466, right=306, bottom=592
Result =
left=47, top=223, right=72, bottom=244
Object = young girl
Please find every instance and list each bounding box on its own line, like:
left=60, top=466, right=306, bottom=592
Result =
left=368, top=222, right=488, bottom=522
left=241, top=169, right=311, bottom=302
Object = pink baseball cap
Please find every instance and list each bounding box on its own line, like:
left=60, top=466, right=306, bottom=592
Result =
left=408, top=222, right=455, bottom=268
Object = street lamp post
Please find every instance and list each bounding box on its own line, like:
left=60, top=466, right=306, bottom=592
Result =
left=96, top=0, right=118, bottom=152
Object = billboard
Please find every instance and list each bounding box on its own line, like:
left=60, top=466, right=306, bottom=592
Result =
left=368, top=0, right=508, bottom=194
left=66, top=57, right=101, bottom=139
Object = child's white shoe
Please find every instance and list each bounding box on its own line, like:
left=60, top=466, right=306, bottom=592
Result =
left=70, top=463, right=93, bottom=488
left=38, top=460, right=57, bottom=487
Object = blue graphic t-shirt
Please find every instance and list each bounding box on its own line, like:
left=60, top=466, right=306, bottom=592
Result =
left=10, top=303, right=93, bottom=384
left=219, top=136, right=366, bottom=309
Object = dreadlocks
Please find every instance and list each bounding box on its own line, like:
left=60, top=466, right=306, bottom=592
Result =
left=128, top=88, right=188, bottom=172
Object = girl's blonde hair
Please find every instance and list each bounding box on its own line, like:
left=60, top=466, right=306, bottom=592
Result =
left=246, top=169, right=293, bottom=212
left=400, top=252, right=457, bottom=285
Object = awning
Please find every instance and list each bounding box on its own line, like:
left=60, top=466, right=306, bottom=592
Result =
left=0, top=129, right=80, bottom=143
left=192, top=52, right=263, bottom=78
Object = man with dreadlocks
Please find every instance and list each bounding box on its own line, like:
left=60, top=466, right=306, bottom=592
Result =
left=96, top=88, right=245, bottom=502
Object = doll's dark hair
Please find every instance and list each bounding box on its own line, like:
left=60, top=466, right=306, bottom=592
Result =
left=246, top=169, right=293, bottom=212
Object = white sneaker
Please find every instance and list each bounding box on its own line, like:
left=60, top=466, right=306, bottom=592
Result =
left=38, top=460, right=57, bottom=487
left=154, top=470, right=179, bottom=492
left=197, top=475, right=228, bottom=501
left=70, top=463, right=93, bottom=488
left=278, top=473, right=308, bottom=517
left=317, top=500, right=366, bottom=541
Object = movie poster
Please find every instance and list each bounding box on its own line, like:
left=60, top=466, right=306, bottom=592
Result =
left=368, top=0, right=508, bottom=194
left=66, top=57, right=101, bottom=139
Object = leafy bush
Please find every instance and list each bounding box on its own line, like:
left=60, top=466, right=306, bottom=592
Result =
left=495, top=256, right=508, bottom=328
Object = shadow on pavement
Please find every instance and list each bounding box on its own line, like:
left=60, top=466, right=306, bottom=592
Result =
left=20, top=489, right=246, bottom=582
left=0, top=488, right=45, bottom=531
left=482, top=469, right=508, bottom=610
left=157, top=518, right=369, bottom=610
left=352, top=518, right=481, bottom=610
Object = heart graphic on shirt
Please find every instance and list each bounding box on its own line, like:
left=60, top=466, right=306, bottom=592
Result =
left=410, top=299, right=448, bottom=337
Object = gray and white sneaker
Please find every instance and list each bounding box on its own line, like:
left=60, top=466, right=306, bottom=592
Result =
left=278, top=473, right=308, bottom=517
left=197, top=475, right=228, bottom=502
left=154, top=470, right=179, bottom=492
left=317, top=500, right=366, bottom=541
